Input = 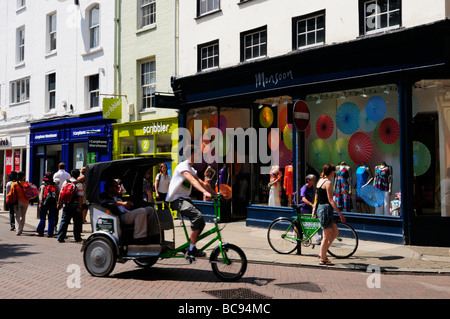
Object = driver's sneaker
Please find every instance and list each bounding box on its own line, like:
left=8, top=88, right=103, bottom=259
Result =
left=186, top=246, right=206, bottom=258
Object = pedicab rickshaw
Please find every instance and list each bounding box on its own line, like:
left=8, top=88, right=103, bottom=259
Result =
left=81, top=157, right=247, bottom=282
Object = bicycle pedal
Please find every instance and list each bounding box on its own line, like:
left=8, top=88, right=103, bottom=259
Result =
left=185, top=255, right=196, bottom=265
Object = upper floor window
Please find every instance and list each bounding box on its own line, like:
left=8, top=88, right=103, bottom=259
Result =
left=17, top=27, right=25, bottom=63
left=197, top=0, right=220, bottom=17
left=198, top=40, right=219, bottom=72
left=47, top=73, right=56, bottom=110
left=89, top=5, right=100, bottom=48
left=140, top=60, right=156, bottom=110
left=10, top=77, right=30, bottom=104
left=88, top=74, right=99, bottom=108
left=16, top=0, right=26, bottom=10
left=360, top=0, right=401, bottom=35
left=241, top=26, right=267, bottom=62
left=293, top=11, right=325, bottom=50
left=139, top=0, right=156, bottom=28
left=47, top=13, right=57, bottom=52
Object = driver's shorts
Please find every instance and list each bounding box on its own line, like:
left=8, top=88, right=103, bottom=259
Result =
left=170, top=197, right=205, bottom=233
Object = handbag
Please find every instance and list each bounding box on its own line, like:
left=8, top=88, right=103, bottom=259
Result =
left=19, top=182, right=40, bottom=200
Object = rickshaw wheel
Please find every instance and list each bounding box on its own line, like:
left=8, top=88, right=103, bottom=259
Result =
left=210, top=243, right=247, bottom=282
left=134, top=257, right=158, bottom=268
left=83, top=237, right=116, bottom=277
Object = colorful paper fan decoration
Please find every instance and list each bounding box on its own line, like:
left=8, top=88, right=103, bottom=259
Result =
left=283, top=124, right=293, bottom=151
left=305, top=122, right=311, bottom=138
left=308, top=139, right=331, bottom=172
left=373, top=121, right=399, bottom=153
left=316, top=115, right=334, bottom=139
left=336, top=102, right=360, bottom=135
left=259, top=107, right=274, bottom=128
left=413, top=141, right=431, bottom=176
left=277, top=141, right=293, bottom=168
left=378, top=118, right=399, bottom=145
left=348, top=132, right=372, bottom=164
left=268, top=129, right=280, bottom=151
left=359, top=107, right=378, bottom=132
left=366, top=96, right=386, bottom=122
left=187, top=117, right=197, bottom=139
left=332, top=138, right=354, bottom=167
left=278, top=106, right=288, bottom=130
left=219, top=184, right=232, bottom=199
left=360, top=185, right=384, bottom=207
left=209, top=114, right=228, bottom=133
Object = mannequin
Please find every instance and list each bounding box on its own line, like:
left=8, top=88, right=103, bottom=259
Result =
left=374, top=161, right=392, bottom=215
left=284, top=164, right=294, bottom=206
left=355, top=162, right=373, bottom=214
left=217, top=164, right=229, bottom=190
left=268, top=165, right=282, bottom=207
left=333, top=161, right=353, bottom=211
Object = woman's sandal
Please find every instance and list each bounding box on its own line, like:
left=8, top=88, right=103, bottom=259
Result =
left=319, top=259, right=335, bottom=266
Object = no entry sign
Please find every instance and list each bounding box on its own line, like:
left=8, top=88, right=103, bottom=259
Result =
left=293, top=100, right=310, bottom=131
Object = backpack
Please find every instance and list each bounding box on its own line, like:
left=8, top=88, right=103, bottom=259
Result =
left=6, top=184, right=17, bottom=204
left=59, top=180, right=79, bottom=204
left=42, top=184, right=57, bottom=207
left=20, top=182, right=40, bottom=200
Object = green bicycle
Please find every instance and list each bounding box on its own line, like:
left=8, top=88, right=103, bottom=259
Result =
left=267, top=206, right=358, bottom=258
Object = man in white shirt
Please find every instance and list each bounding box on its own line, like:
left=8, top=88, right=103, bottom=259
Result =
left=166, top=145, right=216, bottom=258
left=53, top=162, right=71, bottom=184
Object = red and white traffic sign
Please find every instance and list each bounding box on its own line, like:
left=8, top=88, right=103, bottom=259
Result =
left=293, top=100, right=310, bottom=131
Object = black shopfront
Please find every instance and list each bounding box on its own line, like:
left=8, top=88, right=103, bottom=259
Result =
left=172, top=20, right=450, bottom=246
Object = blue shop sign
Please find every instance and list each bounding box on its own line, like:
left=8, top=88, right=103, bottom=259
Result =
left=34, top=131, right=59, bottom=141
left=71, top=126, right=105, bottom=138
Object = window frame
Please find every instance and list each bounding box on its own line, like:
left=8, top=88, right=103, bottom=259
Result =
left=240, top=26, right=267, bottom=62
left=47, top=73, right=56, bottom=111
left=140, top=59, right=156, bottom=110
left=197, top=0, right=220, bottom=17
left=47, top=12, right=57, bottom=53
left=88, top=74, right=99, bottom=109
left=139, top=0, right=156, bottom=29
left=17, top=26, right=25, bottom=63
left=89, top=5, right=100, bottom=49
left=359, top=0, right=402, bottom=35
left=292, top=10, right=326, bottom=50
left=198, top=40, right=219, bottom=72
left=10, top=77, right=30, bottom=105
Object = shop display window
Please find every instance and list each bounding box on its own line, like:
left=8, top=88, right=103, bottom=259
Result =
left=413, top=80, right=450, bottom=217
left=120, top=137, right=134, bottom=155
left=305, top=85, right=401, bottom=216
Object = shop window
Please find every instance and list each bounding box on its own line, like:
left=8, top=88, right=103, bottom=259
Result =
left=293, top=10, right=325, bottom=50
left=304, top=85, right=401, bottom=216
left=413, top=80, right=450, bottom=217
left=156, top=134, right=171, bottom=153
left=121, top=137, right=134, bottom=155
left=137, top=135, right=154, bottom=155
left=240, top=26, right=267, bottom=62
left=360, top=0, right=401, bottom=35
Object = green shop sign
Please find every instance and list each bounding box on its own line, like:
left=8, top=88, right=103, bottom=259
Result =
left=103, top=98, right=122, bottom=119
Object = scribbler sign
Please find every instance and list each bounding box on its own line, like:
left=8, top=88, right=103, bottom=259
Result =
left=103, top=98, right=122, bottom=119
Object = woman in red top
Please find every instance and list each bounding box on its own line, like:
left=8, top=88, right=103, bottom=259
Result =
left=12, top=171, right=29, bottom=236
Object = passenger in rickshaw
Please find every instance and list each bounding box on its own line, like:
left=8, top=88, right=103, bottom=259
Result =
left=166, top=145, right=217, bottom=258
left=100, top=179, right=160, bottom=244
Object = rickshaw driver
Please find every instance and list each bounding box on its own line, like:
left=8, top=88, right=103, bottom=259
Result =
left=166, top=145, right=217, bottom=259
left=100, top=179, right=160, bottom=244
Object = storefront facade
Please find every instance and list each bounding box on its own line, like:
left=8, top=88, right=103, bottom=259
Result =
left=112, top=116, right=179, bottom=193
left=29, top=112, right=114, bottom=185
left=172, top=20, right=450, bottom=246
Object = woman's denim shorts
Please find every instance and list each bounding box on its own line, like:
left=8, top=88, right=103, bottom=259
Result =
left=316, top=203, right=334, bottom=229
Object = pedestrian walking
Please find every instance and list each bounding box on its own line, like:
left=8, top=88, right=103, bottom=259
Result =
left=5, top=171, right=17, bottom=231
left=36, top=172, right=59, bottom=237
left=12, top=171, right=29, bottom=236
left=56, top=169, right=84, bottom=243
left=53, top=162, right=71, bottom=183
left=154, top=163, right=170, bottom=209
left=315, top=164, right=346, bottom=266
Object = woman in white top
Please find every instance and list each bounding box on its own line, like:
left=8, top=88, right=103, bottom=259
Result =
left=155, top=163, right=171, bottom=210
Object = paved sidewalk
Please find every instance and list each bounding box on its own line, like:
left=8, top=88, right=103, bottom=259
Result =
left=2, top=205, right=450, bottom=274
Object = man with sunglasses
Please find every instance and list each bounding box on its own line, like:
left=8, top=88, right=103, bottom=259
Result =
left=100, top=179, right=159, bottom=244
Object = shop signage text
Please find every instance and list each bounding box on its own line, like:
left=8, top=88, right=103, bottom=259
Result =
left=143, top=122, right=170, bottom=134
left=255, top=70, right=294, bottom=89
left=88, top=137, right=108, bottom=153
left=103, top=98, right=122, bottom=120
left=0, top=137, right=9, bottom=146
left=35, top=132, right=58, bottom=141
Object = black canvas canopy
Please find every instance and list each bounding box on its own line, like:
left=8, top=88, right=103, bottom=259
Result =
left=85, top=157, right=168, bottom=205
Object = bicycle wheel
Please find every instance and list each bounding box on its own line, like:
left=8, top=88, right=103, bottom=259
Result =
left=267, top=218, right=300, bottom=254
left=328, top=222, right=358, bottom=259
left=210, top=243, right=247, bottom=282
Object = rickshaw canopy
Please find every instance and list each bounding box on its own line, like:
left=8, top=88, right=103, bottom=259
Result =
left=85, top=157, right=169, bottom=205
